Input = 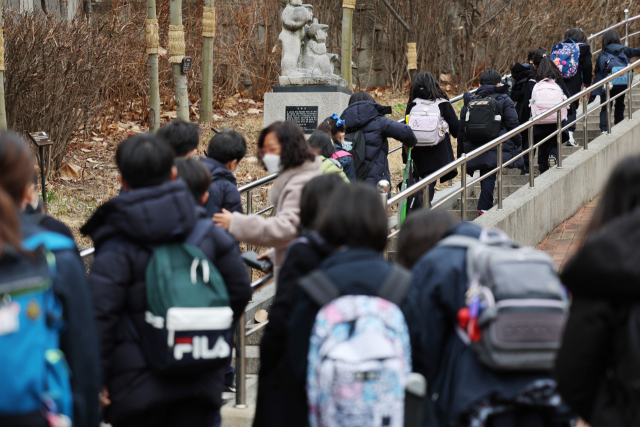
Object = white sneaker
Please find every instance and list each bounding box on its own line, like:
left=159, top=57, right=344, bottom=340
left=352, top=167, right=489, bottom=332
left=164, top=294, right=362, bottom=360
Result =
left=566, top=132, right=578, bottom=147
left=549, top=155, right=557, bottom=168
left=601, top=131, right=607, bottom=135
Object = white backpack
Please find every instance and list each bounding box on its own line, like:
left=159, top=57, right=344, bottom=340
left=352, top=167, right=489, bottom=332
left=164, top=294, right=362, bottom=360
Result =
left=408, top=98, right=449, bottom=146
left=529, top=78, right=567, bottom=124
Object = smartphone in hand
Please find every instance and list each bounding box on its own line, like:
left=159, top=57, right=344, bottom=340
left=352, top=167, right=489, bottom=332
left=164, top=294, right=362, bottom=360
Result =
left=241, top=251, right=273, bottom=273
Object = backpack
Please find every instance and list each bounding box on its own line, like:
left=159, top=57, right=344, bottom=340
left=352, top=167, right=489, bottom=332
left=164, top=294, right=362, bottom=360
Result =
left=331, top=149, right=352, bottom=160
left=301, top=265, right=413, bottom=427
left=0, top=232, right=76, bottom=424
left=602, top=48, right=632, bottom=86
left=529, top=78, right=568, bottom=124
left=551, top=39, right=582, bottom=79
left=438, top=228, right=569, bottom=371
left=407, top=98, right=449, bottom=146
left=462, top=93, right=502, bottom=144
left=135, top=219, right=233, bottom=374
left=344, top=117, right=383, bottom=181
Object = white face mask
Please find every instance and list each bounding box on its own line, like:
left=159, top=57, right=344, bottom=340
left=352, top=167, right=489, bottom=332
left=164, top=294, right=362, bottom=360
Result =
left=262, top=154, right=281, bottom=173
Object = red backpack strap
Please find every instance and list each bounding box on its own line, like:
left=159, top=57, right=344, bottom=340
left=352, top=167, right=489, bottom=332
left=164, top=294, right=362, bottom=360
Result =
left=331, top=150, right=353, bottom=159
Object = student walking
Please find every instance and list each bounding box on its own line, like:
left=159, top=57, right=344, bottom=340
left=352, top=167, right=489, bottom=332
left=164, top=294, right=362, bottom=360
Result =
left=404, top=72, right=459, bottom=205
left=556, top=155, right=640, bottom=427
left=459, top=70, right=522, bottom=215
left=213, top=121, right=321, bottom=279
left=590, top=29, right=640, bottom=133
left=307, top=131, right=349, bottom=182
left=81, top=134, right=252, bottom=427
left=317, top=115, right=356, bottom=180
left=340, top=91, right=417, bottom=185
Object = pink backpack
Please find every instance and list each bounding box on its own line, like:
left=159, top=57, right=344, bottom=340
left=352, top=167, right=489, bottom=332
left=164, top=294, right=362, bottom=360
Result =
left=331, top=150, right=352, bottom=160
left=529, top=78, right=567, bottom=124
left=408, top=98, right=450, bottom=146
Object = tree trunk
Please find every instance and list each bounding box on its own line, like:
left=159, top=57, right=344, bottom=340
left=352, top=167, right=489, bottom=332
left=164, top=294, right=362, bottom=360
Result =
left=458, top=19, right=475, bottom=94
left=148, top=0, right=161, bottom=132
left=83, top=0, right=92, bottom=19
left=170, top=0, right=189, bottom=121
left=341, top=5, right=353, bottom=90
left=0, top=1, right=6, bottom=131
left=200, top=1, right=215, bottom=124
left=407, top=0, right=417, bottom=82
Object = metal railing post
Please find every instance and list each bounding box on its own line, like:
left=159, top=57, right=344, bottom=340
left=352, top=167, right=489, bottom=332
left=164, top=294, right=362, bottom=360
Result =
left=528, top=126, right=535, bottom=188
left=460, top=160, right=467, bottom=221
left=423, top=181, right=430, bottom=209
left=497, top=143, right=503, bottom=210
left=606, top=84, right=612, bottom=134
left=377, top=180, right=390, bottom=258
left=557, top=110, right=563, bottom=169
left=583, top=94, right=589, bottom=150
left=628, top=70, right=633, bottom=121
left=235, top=313, right=247, bottom=408
left=625, top=9, right=630, bottom=47
left=245, top=190, right=253, bottom=280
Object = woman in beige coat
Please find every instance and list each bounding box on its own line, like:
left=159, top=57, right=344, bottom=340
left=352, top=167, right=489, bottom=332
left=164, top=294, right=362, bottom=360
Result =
left=213, top=121, right=321, bottom=278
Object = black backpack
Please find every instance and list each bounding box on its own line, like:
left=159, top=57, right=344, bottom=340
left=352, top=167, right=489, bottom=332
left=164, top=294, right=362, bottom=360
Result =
left=462, top=93, right=502, bottom=144
left=345, top=118, right=382, bottom=181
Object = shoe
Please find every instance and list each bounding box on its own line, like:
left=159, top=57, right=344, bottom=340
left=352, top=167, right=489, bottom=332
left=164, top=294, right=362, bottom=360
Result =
left=549, top=155, right=557, bottom=168
left=222, top=391, right=235, bottom=401
left=601, top=131, right=607, bottom=135
left=520, top=167, right=529, bottom=176
left=566, top=132, right=578, bottom=147
left=478, top=210, right=487, bottom=216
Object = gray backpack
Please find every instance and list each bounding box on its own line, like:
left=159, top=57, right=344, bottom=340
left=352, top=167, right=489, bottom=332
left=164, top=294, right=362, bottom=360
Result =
left=438, top=228, right=569, bottom=371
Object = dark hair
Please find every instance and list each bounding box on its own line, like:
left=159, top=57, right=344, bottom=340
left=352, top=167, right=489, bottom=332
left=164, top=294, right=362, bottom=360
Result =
left=479, top=70, right=502, bottom=85
left=409, top=72, right=449, bottom=103
left=348, top=91, right=375, bottom=105
left=156, top=119, right=201, bottom=157
left=257, top=121, right=315, bottom=171
left=585, top=155, right=640, bottom=237
left=396, top=210, right=457, bottom=268
left=307, top=131, right=336, bottom=158
left=0, top=131, right=35, bottom=255
left=602, top=29, right=621, bottom=51
left=174, top=158, right=211, bottom=202
left=535, top=54, right=563, bottom=83
left=207, top=130, right=247, bottom=164
left=565, top=28, right=587, bottom=43
left=528, top=47, right=546, bottom=62
left=116, top=133, right=176, bottom=189
left=299, top=174, right=346, bottom=231
left=317, top=182, right=387, bottom=252
left=318, top=116, right=346, bottom=139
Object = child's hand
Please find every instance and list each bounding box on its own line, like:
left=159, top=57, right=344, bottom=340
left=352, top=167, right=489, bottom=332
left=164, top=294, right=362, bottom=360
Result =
left=213, top=209, right=233, bottom=230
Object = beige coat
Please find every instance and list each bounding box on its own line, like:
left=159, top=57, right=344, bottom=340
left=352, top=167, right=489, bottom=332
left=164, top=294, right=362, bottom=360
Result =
left=228, top=157, right=322, bottom=278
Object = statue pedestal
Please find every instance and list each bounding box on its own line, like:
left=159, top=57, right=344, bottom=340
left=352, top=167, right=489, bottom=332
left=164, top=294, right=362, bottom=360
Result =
left=264, top=86, right=352, bottom=135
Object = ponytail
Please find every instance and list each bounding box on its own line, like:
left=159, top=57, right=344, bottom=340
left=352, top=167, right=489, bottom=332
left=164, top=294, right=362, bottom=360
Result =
left=535, top=55, right=563, bottom=83
left=0, top=186, right=23, bottom=257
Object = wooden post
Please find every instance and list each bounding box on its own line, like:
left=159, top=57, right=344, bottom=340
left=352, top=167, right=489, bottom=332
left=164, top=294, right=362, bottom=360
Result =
left=200, top=2, right=216, bottom=124
left=147, top=0, right=161, bottom=132
left=341, top=0, right=355, bottom=89
left=0, top=1, right=6, bottom=131
left=170, top=0, right=189, bottom=121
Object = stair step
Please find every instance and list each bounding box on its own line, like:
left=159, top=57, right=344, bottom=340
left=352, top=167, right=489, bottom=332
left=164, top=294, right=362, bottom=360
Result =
left=448, top=209, right=480, bottom=221
left=232, top=345, right=260, bottom=375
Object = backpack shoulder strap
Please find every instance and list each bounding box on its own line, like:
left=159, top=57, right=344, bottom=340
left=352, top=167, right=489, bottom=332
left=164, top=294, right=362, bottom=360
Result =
left=298, top=270, right=341, bottom=307
left=23, top=231, right=76, bottom=252
left=377, top=264, right=412, bottom=305
left=185, top=218, right=213, bottom=247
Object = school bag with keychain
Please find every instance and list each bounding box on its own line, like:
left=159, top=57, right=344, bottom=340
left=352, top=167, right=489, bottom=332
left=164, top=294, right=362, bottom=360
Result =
left=602, top=47, right=632, bottom=86
left=551, top=38, right=582, bottom=79
left=123, top=219, right=234, bottom=374
left=462, top=93, right=502, bottom=144
left=301, top=265, right=414, bottom=427
left=529, top=78, right=568, bottom=124
left=407, top=98, right=449, bottom=146
left=437, top=228, right=569, bottom=371
left=0, top=231, right=77, bottom=426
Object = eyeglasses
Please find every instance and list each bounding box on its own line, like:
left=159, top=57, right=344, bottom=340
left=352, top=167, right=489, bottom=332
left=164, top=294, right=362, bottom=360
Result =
left=331, top=113, right=346, bottom=128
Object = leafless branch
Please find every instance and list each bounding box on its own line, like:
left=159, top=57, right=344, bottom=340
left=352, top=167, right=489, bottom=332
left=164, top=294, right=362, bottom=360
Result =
left=380, top=0, right=412, bottom=33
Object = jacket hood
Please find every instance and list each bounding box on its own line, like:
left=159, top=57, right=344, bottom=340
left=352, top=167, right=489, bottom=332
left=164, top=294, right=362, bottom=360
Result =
left=605, top=43, right=625, bottom=55
left=200, top=157, right=237, bottom=185
left=464, top=84, right=508, bottom=104
left=511, top=62, right=534, bottom=80
left=341, top=101, right=392, bottom=130
left=561, top=207, right=640, bottom=299
left=445, top=221, right=482, bottom=240
left=81, top=179, right=203, bottom=248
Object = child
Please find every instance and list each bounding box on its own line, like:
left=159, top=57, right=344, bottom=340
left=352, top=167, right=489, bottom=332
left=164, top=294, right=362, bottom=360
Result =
left=174, top=157, right=211, bottom=206
left=200, top=130, right=246, bottom=216
left=157, top=119, right=201, bottom=158
left=81, top=133, right=252, bottom=427
left=307, top=131, right=349, bottom=183
left=317, top=115, right=356, bottom=180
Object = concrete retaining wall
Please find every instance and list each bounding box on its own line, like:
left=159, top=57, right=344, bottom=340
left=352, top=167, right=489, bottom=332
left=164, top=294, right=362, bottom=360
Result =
left=475, top=113, right=640, bottom=247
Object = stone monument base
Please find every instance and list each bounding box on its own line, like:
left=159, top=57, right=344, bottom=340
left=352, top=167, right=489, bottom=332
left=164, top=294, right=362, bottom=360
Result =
left=278, top=75, right=349, bottom=89
left=264, top=86, right=352, bottom=135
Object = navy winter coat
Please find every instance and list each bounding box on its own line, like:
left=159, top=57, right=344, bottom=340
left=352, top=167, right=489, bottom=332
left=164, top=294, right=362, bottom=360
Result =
left=409, top=222, right=565, bottom=426
left=19, top=213, right=101, bottom=427
left=591, top=44, right=640, bottom=97
left=81, top=180, right=252, bottom=424
left=341, top=101, right=417, bottom=185
left=200, top=157, right=243, bottom=217
left=459, top=85, right=523, bottom=173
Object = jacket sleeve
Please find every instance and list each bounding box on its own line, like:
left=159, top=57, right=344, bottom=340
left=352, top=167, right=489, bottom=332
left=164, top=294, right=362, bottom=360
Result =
left=457, top=104, right=467, bottom=158
left=442, top=102, right=460, bottom=139
left=501, top=96, right=522, bottom=147
left=581, top=46, right=593, bottom=86
left=55, top=249, right=101, bottom=427
left=223, top=182, right=244, bottom=214
left=383, top=117, right=417, bottom=148
left=624, top=47, right=640, bottom=58
left=556, top=299, right=616, bottom=422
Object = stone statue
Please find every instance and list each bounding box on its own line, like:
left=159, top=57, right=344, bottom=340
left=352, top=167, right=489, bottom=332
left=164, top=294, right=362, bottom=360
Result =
left=278, top=1, right=347, bottom=88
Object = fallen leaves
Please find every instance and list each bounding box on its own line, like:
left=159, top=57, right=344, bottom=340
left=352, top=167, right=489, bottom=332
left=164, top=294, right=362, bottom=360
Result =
left=59, top=162, right=82, bottom=180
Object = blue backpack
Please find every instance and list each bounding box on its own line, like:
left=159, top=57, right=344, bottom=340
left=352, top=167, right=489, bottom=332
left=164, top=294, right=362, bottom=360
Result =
left=602, top=47, right=632, bottom=86
left=0, top=232, right=76, bottom=424
left=551, top=39, right=582, bottom=79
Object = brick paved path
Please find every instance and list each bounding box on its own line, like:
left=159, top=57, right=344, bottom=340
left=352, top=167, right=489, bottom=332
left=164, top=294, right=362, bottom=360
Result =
left=536, top=196, right=600, bottom=270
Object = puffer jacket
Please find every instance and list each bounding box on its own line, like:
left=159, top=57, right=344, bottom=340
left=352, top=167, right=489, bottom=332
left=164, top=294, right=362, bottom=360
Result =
left=200, top=157, right=243, bottom=217
left=340, top=101, right=417, bottom=185
left=81, top=179, right=252, bottom=424
left=320, top=156, right=349, bottom=182
left=459, top=85, right=523, bottom=173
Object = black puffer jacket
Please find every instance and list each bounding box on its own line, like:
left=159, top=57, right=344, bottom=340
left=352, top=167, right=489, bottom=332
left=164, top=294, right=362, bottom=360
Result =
left=81, top=180, right=252, bottom=424
left=200, top=157, right=243, bottom=216
left=341, top=101, right=417, bottom=185
left=557, top=208, right=640, bottom=427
